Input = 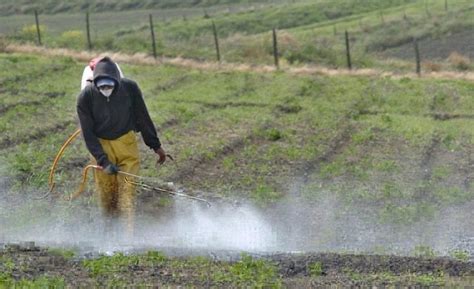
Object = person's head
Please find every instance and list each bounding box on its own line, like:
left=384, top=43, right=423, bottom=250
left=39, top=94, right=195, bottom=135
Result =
left=93, top=57, right=121, bottom=97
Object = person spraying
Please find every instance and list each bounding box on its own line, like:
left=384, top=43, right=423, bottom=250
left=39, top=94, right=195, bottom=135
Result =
left=76, top=56, right=166, bottom=239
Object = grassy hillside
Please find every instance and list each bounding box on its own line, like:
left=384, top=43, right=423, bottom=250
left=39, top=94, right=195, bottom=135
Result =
left=1, top=0, right=471, bottom=72
left=1, top=52, right=472, bottom=229
left=0, top=0, right=292, bottom=16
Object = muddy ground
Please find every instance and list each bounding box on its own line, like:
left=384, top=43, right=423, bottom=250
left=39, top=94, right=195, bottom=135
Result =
left=1, top=242, right=474, bottom=288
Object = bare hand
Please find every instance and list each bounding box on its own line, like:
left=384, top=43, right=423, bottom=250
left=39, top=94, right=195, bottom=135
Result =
left=155, top=147, right=167, bottom=165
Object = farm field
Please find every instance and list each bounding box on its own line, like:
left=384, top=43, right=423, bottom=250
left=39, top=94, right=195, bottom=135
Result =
left=0, top=49, right=473, bottom=287
left=0, top=0, right=473, bottom=287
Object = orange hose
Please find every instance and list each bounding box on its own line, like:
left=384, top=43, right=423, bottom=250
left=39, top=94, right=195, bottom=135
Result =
left=66, top=164, right=101, bottom=201
left=48, top=128, right=82, bottom=193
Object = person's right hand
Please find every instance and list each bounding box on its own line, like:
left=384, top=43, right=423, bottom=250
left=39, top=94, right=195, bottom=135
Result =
left=103, top=164, right=120, bottom=175
left=155, top=147, right=167, bottom=165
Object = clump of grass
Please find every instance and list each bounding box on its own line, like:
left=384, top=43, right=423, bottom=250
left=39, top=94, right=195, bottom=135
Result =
left=266, top=128, right=283, bottom=141
left=252, top=183, right=282, bottom=206
left=309, top=262, right=323, bottom=277
left=448, top=52, right=471, bottom=71
left=213, top=254, right=282, bottom=288
left=413, top=245, right=436, bottom=258
left=450, top=250, right=470, bottom=262
left=14, top=277, right=66, bottom=288
left=48, top=248, right=76, bottom=260
left=82, top=251, right=167, bottom=277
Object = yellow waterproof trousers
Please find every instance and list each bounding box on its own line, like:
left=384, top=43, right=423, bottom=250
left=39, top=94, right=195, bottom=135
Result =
left=93, top=130, right=139, bottom=236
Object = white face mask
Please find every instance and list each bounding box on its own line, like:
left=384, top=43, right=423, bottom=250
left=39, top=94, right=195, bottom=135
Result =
left=99, top=87, right=113, bottom=97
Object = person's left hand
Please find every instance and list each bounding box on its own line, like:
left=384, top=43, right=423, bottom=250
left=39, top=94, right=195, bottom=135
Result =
left=155, top=147, right=167, bottom=165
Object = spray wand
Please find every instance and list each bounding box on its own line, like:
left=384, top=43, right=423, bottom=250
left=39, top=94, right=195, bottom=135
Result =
left=66, top=164, right=211, bottom=207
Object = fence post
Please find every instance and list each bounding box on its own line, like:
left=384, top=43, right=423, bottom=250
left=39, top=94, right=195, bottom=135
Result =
left=149, top=14, right=157, bottom=59
left=333, top=24, right=337, bottom=36
left=212, top=21, right=221, bottom=63
left=272, top=28, right=279, bottom=69
left=345, top=30, right=352, bottom=70
left=380, top=11, right=385, bottom=25
left=445, top=0, right=448, bottom=12
left=34, top=10, right=42, bottom=45
left=413, top=38, right=421, bottom=76
left=86, top=11, right=92, bottom=50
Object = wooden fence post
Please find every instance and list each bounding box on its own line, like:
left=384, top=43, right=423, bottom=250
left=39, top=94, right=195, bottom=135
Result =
left=86, top=11, right=92, bottom=50
left=345, top=30, right=352, bottom=70
left=34, top=10, right=42, bottom=45
left=212, top=21, right=221, bottom=63
left=445, top=0, right=448, bottom=12
left=272, top=28, right=279, bottom=69
left=413, top=38, right=421, bottom=76
left=149, top=14, right=157, bottom=59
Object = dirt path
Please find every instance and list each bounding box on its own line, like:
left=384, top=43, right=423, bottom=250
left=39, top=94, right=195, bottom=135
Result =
left=4, top=44, right=474, bottom=82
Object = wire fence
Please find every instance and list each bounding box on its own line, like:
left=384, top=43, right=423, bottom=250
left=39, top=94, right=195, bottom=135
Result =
left=1, top=0, right=472, bottom=74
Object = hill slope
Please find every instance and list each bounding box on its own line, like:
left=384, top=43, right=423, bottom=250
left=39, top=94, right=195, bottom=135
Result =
left=0, top=0, right=286, bottom=16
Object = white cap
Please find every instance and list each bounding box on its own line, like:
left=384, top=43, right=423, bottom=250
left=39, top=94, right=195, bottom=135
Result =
left=96, top=78, right=115, bottom=88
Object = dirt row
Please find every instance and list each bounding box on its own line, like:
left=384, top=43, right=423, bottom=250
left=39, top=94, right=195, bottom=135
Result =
left=0, top=120, right=75, bottom=149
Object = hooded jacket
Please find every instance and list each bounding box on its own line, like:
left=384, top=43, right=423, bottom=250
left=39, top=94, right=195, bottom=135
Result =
left=77, top=57, right=161, bottom=167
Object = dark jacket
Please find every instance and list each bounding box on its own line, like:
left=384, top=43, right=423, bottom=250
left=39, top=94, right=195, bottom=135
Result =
left=77, top=57, right=161, bottom=167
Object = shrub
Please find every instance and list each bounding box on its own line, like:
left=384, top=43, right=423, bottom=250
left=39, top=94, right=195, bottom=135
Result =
left=57, top=30, right=85, bottom=49
left=448, top=52, right=471, bottom=71
left=19, top=24, right=46, bottom=42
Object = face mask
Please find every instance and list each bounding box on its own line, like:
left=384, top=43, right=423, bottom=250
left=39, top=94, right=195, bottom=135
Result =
left=99, top=87, right=113, bottom=98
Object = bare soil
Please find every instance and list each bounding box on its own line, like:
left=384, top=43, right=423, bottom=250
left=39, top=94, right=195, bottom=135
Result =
left=1, top=244, right=473, bottom=288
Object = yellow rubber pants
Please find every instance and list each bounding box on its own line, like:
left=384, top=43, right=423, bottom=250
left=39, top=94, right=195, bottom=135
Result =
left=94, top=130, right=139, bottom=237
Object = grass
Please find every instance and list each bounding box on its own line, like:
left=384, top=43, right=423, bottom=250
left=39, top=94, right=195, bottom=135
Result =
left=0, top=0, right=301, bottom=16
left=309, top=262, right=323, bottom=277
left=81, top=251, right=281, bottom=287
left=0, top=276, right=66, bottom=289
left=345, top=270, right=446, bottom=287
left=0, top=48, right=473, bottom=236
